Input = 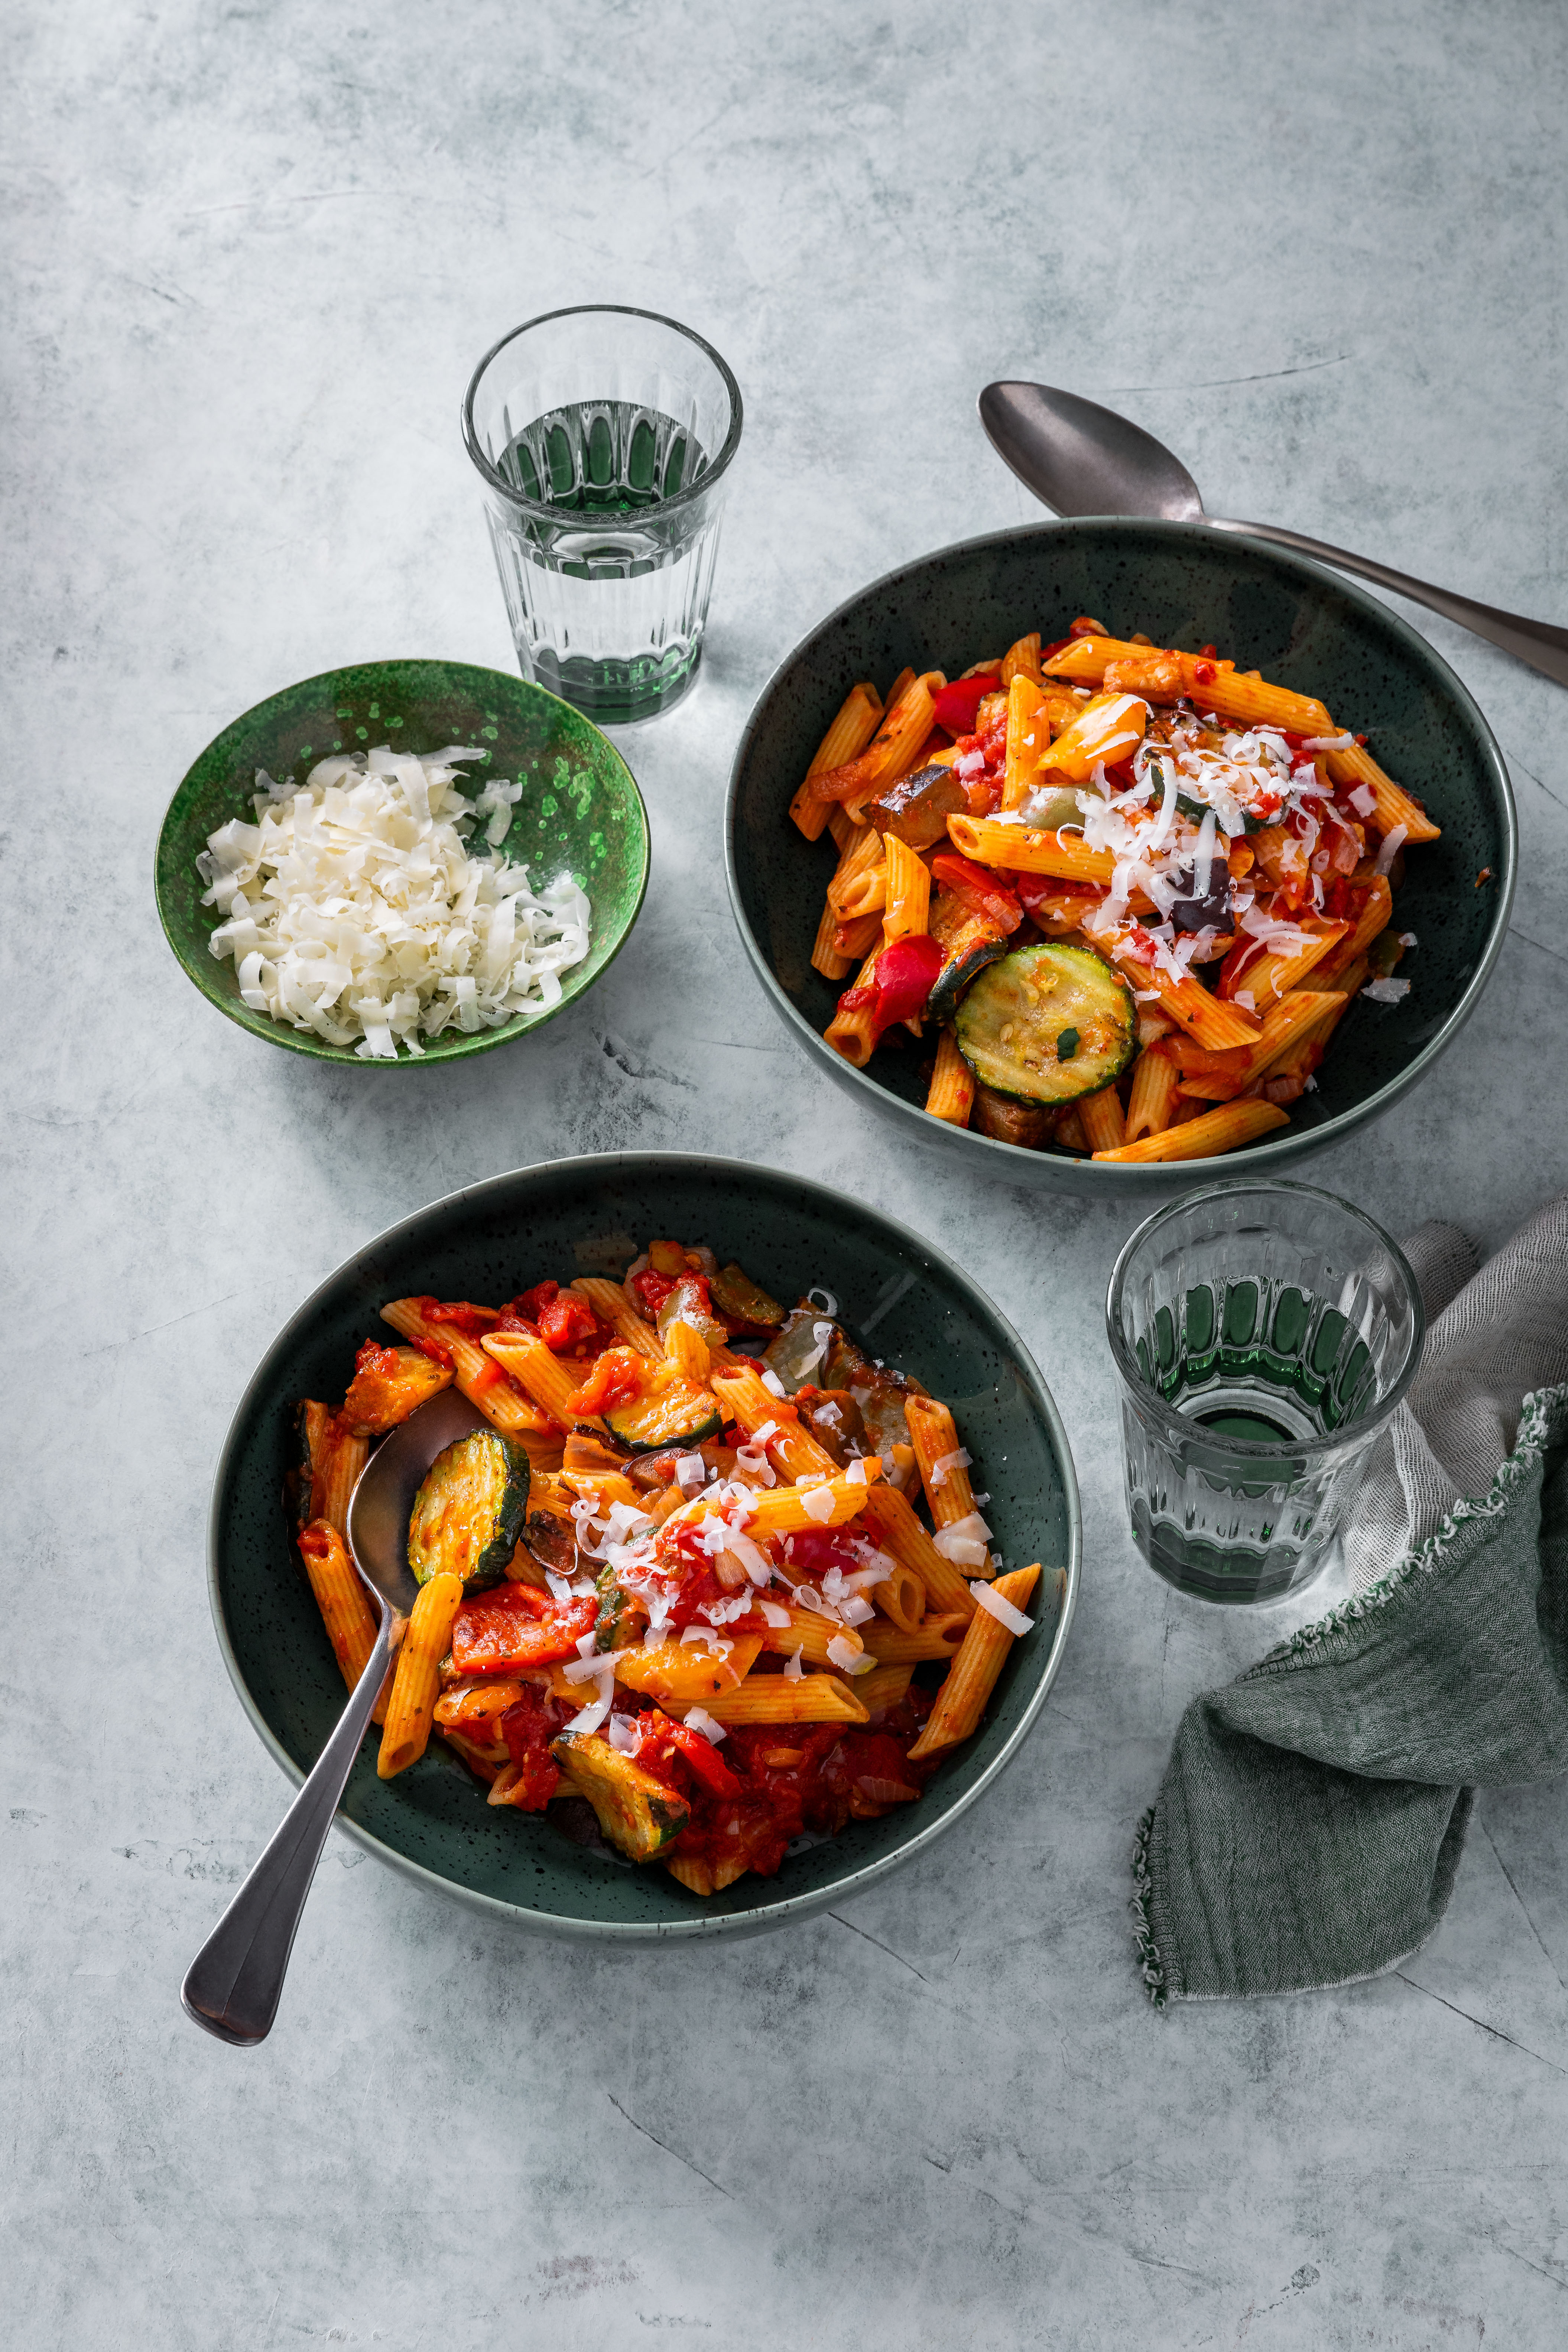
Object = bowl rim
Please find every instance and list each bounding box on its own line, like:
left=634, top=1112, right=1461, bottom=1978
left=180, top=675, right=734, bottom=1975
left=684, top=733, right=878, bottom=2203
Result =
left=155, top=655, right=652, bottom=1068
left=207, top=1149, right=1084, bottom=1940
left=724, top=516, right=1518, bottom=1186
left=461, top=303, right=745, bottom=520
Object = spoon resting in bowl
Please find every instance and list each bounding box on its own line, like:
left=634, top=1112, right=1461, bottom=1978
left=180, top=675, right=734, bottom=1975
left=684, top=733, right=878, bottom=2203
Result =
left=181, top=1388, right=486, bottom=2044
left=978, top=380, right=1568, bottom=690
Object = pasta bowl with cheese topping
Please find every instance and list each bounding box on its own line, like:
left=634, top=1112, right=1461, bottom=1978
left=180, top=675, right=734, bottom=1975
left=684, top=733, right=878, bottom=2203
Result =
left=727, top=520, right=1515, bottom=1190
left=209, top=1152, right=1079, bottom=1940
left=156, top=657, right=649, bottom=1064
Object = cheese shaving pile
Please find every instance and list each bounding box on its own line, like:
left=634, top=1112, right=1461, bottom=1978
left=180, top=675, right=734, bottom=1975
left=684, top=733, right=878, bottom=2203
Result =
left=196, top=747, right=591, bottom=1058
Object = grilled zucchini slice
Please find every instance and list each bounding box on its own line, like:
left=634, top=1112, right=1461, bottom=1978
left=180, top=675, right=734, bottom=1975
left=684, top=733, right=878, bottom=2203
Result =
left=928, top=908, right=1009, bottom=1021
left=604, top=1377, right=723, bottom=1454
left=408, top=1429, right=530, bottom=1595
left=550, top=1734, right=689, bottom=1861
left=955, top=943, right=1136, bottom=1107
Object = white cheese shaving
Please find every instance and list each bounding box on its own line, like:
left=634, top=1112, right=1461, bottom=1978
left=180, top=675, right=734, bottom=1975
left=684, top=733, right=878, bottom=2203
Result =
left=199, top=747, right=592, bottom=1058
left=929, top=1446, right=971, bottom=1490
left=973, top=1582, right=1034, bottom=1636
left=760, top=1368, right=789, bottom=1399
left=783, top=1646, right=804, bottom=1681
left=1300, top=732, right=1355, bottom=752
left=683, top=1707, right=728, bottom=1745
left=1347, top=783, right=1378, bottom=818
left=1373, top=822, right=1408, bottom=876
left=826, top=1633, right=871, bottom=1673
left=799, top=1483, right=839, bottom=1525
left=757, top=1599, right=793, bottom=1628
left=845, top=1456, right=870, bottom=1485
left=806, top=1286, right=839, bottom=1316
left=1361, top=976, right=1412, bottom=1004
left=932, top=1510, right=992, bottom=1569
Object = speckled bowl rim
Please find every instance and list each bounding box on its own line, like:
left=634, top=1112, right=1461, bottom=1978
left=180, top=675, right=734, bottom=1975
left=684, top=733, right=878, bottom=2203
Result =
left=724, top=518, right=1518, bottom=1189
left=155, top=657, right=651, bottom=1067
left=206, top=1150, right=1083, bottom=1941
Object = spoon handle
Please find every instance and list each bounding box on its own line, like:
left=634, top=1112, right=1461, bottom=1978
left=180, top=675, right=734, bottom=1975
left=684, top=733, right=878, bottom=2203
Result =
left=181, top=1610, right=397, bottom=2044
left=1207, top=515, right=1568, bottom=689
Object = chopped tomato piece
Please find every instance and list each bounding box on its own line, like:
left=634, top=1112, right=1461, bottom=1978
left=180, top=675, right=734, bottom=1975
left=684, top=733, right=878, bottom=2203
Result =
left=495, top=1686, right=571, bottom=1810
left=628, top=1268, right=678, bottom=1321
left=408, top=1333, right=454, bottom=1368
left=930, top=853, right=1024, bottom=933
left=353, top=1338, right=401, bottom=1378
left=538, top=1293, right=605, bottom=1352
left=565, top=1345, right=647, bottom=1417
left=451, top=1585, right=597, bottom=1676
left=1215, top=932, right=1270, bottom=1000
left=510, top=1280, right=559, bottom=1322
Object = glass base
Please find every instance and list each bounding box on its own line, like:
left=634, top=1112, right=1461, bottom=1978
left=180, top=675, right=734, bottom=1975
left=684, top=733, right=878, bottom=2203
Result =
left=1132, top=1496, right=1337, bottom=1606
left=520, top=642, right=701, bottom=725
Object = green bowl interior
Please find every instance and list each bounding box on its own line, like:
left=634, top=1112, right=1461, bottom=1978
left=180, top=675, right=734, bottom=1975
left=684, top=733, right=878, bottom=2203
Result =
left=728, top=521, right=1513, bottom=1176
left=212, top=1156, right=1079, bottom=1937
left=156, top=658, right=649, bottom=1063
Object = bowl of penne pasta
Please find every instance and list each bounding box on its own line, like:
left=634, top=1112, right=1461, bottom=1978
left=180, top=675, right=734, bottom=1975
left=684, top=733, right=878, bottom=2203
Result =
left=209, top=1151, right=1080, bottom=1939
left=726, top=520, right=1515, bottom=1188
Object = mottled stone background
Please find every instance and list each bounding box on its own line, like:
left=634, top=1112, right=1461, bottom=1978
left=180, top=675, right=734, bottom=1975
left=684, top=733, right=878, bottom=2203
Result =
left=6, top=1, right=1568, bottom=2345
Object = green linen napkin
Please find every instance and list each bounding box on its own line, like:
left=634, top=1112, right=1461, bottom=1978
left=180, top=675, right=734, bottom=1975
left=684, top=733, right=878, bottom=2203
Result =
left=1133, top=1193, right=1568, bottom=2005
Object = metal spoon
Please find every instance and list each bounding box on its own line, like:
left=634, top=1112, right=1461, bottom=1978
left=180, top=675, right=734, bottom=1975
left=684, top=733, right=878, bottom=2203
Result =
left=181, top=1387, right=486, bottom=2044
left=978, top=380, right=1568, bottom=689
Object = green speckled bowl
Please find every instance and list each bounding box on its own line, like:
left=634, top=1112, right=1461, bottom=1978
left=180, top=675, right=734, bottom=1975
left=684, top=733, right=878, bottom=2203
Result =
left=156, top=659, right=649, bottom=1063
left=727, top=521, right=1517, bottom=1191
left=210, top=1153, right=1080, bottom=1943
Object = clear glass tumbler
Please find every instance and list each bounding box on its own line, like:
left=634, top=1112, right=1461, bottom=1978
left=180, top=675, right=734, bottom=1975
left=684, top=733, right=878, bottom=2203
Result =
left=462, top=306, right=743, bottom=724
left=1106, top=1179, right=1424, bottom=1605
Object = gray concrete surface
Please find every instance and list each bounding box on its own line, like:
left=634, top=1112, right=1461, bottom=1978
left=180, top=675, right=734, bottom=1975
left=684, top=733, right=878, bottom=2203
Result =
left=6, top=1, right=1568, bottom=2345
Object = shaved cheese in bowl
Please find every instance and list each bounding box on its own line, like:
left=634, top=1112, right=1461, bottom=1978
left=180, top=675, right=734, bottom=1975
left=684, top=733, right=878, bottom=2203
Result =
left=195, top=745, right=591, bottom=1058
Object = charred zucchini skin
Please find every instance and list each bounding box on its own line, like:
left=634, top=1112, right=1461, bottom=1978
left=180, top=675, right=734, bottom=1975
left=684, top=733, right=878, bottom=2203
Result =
left=408, top=1429, right=530, bottom=1595
left=1175, top=790, right=1263, bottom=834
left=604, top=1380, right=723, bottom=1454
left=928, top=914, right=1009, bottom=1021
left=708, top=1261, right=786, bottom=1329
left=955, top=943, right=1136, bottom=1108
left=550, top=1733, right=689, bottom=1860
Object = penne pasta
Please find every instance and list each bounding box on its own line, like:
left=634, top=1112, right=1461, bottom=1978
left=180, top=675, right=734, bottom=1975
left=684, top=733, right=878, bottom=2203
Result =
left=925, top=1026, right=975, bottom=1125
left=1000, top=632, right=1043, bottom=688
left=481, top=1329, right=593, bottom=1430
left=699, top=1675, right=869, bottom=1727
left=857, top=1483, right=977, bottom=1618
left=881, top=834, right=931, bottom=942
left=662, top=1319, right=712, bottom=1384
left=377, top=1570, right=464, bottom=1779
left=1124, top=1045, right=1181, bottom=1141
left=1042, top=637, right=1333, bottom=735
left=1325, top=742, right=1441, bottom=844
left=1221, top=917, right=1349, bottom=1011
left=1093, top=1099, right=1290, bottom=1162
left=806, top=673, right=939, bottom=808
left=860, top=1613, right=967, bottom=1664
left=1002, top=674, right=1048, bottom=809
left=296, top=1518, right=392, bottom=1724
left=613, top=1636, right=763, bottom=1710
left=567, top=1278, right=665, bottom=1362
left=947, top=813, right=1116, bottom=886
left=908, top=1565, right=1042, bottom=1758
left=1117, top=959, right=1263, bottom=1052
left=872, top=1560, right=927, bottom=1633
left=1076, top=1084, right=1126, bottom=1154
left=790, top=681, right=884, bottom=842
left=851, top=1662, right=916, bottom=1716
left=710, top=1367, right=840, bottom=1480
left=824, top=946, right=882, bottom=1068
left=903, top=1395, right=978, bottom=1530
left=380, top=1298, right=561, bottom=1447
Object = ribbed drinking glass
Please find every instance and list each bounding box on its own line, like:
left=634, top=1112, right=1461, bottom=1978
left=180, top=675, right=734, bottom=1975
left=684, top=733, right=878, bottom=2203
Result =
left=463, top=306, right=743, bottom=724
left=1106, top=1179, right=1424, bottom=1605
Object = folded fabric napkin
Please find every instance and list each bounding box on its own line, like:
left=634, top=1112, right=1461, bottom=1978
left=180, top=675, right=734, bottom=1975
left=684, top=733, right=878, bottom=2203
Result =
left=1133, top=1192, right=1568, bottom=2005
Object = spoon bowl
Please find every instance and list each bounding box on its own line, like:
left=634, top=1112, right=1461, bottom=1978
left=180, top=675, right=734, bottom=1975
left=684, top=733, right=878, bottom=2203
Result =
left=979, top=378, right=1568, bottom=687
left=182, top=1389, right=485, bottom=2045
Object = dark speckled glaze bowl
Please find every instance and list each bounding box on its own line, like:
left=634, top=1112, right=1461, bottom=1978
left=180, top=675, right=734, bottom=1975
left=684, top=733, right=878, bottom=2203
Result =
left=727, top=521, right=1516, bottom=1192
left=156, top=659, right=649, bottom=1064
left=210, top=1153, right=1080, bottom=1942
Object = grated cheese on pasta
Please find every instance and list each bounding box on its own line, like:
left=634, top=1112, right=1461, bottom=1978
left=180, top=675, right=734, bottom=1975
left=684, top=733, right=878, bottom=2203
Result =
left=196, top=746, right=592, bottom=1058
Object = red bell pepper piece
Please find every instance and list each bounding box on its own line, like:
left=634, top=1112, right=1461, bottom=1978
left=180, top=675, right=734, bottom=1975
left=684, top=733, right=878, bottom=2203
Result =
left=627, top=1268, right=678, bottom=1321
left=930, top=673, right=1002, bottom=733
left=663, top=1719, right=743, bottom=1797
left=451, top=1585, right=597, bottom=1676
left=930, top=854, right=1024, bottom=934
left=841, top=932, right=943, bottom=1036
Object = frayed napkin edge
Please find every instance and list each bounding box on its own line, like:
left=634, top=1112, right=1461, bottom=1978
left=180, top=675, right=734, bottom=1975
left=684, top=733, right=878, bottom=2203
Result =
left=1130, top=1382, right=1568, bottom=2008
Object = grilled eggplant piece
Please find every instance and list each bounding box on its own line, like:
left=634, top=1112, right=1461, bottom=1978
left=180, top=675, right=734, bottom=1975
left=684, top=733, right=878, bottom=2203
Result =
left=867, top=763, right=967, bottom=850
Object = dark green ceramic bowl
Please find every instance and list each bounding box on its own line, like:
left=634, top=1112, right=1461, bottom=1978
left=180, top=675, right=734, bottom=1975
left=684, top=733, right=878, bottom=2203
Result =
left=210, top=1153, right=1080, bottom=1941
left=727, top=521, right=1516, bottom=1191
left=156, top=659, right=649, bottom=1064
